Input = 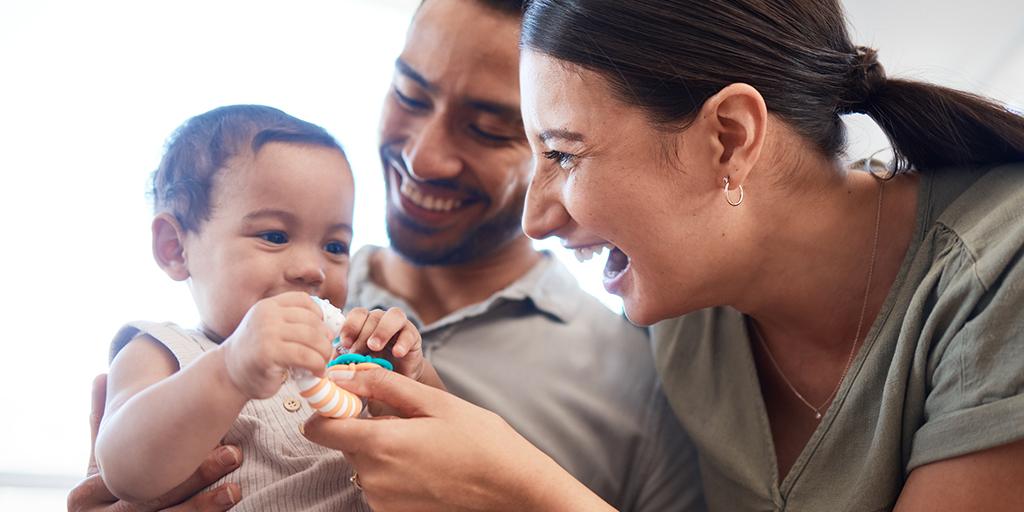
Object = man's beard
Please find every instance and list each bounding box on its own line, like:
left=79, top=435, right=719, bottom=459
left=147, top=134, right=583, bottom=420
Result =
left=386, top=194, right=526, bottom=266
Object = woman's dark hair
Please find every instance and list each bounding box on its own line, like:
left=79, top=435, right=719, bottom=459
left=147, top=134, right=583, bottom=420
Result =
left=152, top=104, right=345, bottom=232
left=421, top=0, right=524, bottom=16
left=521, top=0, right=1024, bottom=174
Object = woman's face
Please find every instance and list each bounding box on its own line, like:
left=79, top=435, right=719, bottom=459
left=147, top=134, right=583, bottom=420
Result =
left=520, top=51, right=739, bottom=325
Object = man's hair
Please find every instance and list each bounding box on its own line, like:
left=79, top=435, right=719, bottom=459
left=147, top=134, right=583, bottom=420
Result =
left=420, top=0, right=524, bottom=17
left=476, top=0, right=524, bottom=15
left=151, top=104, right=345, bottom=232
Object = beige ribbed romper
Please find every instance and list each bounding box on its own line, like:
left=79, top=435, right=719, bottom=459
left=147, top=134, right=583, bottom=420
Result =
left=110, top=321, right=372, bottom=512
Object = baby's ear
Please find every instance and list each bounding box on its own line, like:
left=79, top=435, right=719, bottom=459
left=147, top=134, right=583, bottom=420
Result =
left=151, top=213, right=190, bottom=281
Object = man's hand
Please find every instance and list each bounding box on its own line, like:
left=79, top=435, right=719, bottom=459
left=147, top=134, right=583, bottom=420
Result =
left=67, top=374, right=243, bottom=512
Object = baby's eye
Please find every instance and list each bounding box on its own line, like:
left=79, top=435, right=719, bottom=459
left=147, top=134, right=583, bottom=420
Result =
left=324, top=241, right=349, bottom=256
left=259, top=231, right=288, bottom=245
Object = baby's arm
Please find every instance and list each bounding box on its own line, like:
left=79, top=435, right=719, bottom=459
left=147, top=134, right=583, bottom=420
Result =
left=95, top=292, right=333, bottom=502
left=94, top=335, right=248, bottom=503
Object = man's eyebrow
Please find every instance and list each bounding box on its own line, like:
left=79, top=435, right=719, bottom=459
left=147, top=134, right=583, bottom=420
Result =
left=395, top=58, right=436, bottom=92
left=539, top=129, right=586, bottom=143
left=467, top=99, right=521, bottom=119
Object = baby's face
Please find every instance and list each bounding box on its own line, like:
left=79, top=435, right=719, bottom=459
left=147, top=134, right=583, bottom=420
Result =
left=181, top=142, right=355, bottom=340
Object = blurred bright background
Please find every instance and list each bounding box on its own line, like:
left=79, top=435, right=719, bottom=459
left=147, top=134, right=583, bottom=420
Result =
left=1, top=0, right=1021, bottom=508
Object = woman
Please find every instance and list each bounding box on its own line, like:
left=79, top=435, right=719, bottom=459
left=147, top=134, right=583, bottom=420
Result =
left=304, top=0, right=1024, bottom=510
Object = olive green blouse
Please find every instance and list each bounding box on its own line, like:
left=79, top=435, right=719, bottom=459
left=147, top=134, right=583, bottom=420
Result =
left=653, top=164, right=1024, bottom=511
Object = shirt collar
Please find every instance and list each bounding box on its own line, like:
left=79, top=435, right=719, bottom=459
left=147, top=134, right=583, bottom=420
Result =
left=347, top=245, right=577, bottom=331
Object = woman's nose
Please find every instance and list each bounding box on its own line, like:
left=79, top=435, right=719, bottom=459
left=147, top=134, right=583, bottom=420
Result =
left=522, top=170, right=572, bottom=240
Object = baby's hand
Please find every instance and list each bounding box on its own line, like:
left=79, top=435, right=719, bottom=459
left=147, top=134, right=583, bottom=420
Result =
left=338, top=307, right=424, bottom=382
left=221, top=292, right=334, bottom=399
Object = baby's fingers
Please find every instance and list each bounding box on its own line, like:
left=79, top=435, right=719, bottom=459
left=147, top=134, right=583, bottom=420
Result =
left=391, top=326, right=422, bottom=359
left=282, top=343, right=332, bottom=377
left=339, top=308, right=371, bottom=349
left=365, top=308, right=410, bottom=352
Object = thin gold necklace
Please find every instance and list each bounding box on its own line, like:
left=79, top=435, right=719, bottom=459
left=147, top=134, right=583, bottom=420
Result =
left=752, top=178, right=885, bottom=420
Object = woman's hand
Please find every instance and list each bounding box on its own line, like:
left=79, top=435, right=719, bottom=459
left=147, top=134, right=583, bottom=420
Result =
left=301, top=368, right=613, bottom=512
left=67, top=374, right=243, bottom=512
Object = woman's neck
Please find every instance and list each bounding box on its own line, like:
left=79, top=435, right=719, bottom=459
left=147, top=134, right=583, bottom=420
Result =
left=736, top=162, right=919, bottom=355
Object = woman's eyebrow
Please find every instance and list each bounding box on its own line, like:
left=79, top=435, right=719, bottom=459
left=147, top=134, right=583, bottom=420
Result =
left=539, top=129, right=585, bottom=143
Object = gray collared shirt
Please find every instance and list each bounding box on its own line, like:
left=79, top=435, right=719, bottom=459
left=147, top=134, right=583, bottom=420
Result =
left=348, top=246, right=705, bottom=511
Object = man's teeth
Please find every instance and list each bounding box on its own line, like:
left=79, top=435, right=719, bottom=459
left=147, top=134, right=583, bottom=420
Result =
left=399, top=178, right=463, bottom=212
left=574, top=244, right=613, bottom=262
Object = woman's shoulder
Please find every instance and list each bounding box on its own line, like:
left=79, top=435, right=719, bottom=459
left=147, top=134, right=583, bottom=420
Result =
left=929, top=163, right=1024, bottom=289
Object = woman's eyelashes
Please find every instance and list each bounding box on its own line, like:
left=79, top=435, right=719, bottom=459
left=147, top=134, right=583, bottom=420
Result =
left=543, top=149, right=578, bottom=171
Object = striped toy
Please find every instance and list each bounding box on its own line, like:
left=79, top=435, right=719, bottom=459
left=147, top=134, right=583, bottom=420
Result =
left=290, top=297, right=391, bottom=419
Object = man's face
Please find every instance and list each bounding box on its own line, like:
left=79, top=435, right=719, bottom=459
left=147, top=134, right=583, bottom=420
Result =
left=378, top=0, right=531, bottom=265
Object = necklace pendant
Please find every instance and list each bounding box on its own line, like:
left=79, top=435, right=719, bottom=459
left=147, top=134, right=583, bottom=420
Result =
left=814, top=411, right=822, bottom=420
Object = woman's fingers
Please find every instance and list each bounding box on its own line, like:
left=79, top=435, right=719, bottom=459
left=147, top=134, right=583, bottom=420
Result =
left=303, top=369, right=447, bottom=451
left=331, top=367, right=445, bottom=417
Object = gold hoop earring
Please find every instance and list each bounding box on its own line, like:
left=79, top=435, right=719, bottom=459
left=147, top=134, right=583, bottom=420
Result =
left=723, top=176, right=744, bottom=206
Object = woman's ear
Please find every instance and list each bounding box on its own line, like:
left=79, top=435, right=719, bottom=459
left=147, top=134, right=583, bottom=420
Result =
left=694, top=83, right=768, bottom=188
left=152, top=213, right=190, bottom=281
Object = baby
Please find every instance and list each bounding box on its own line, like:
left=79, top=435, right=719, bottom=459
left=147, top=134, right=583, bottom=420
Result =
left=94, top=105, right=440, bottom=510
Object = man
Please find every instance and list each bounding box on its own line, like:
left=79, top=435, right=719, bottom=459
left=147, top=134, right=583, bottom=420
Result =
left=68, top=1, right=703, bottom=510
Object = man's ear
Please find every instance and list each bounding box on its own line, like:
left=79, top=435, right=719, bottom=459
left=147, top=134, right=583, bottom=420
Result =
left=152, top=213, right=190, bottom=281
left=694, top=82, right=768, bottom=188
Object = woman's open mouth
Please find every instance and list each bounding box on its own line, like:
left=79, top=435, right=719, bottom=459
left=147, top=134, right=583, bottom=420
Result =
left=570, top=242, right=632, bottom=294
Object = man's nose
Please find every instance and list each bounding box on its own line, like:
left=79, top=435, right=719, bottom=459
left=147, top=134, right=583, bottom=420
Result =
left=403, top=115, right=462, bottom=182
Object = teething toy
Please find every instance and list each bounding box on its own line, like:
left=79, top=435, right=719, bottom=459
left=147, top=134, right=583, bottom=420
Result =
left=290, top=297, right=390, bottom=418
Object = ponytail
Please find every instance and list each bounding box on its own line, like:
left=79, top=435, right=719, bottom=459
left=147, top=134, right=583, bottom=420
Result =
left=841, top=46, right=1024, bottom=173
left=862, top=80, right=1024, bottom=173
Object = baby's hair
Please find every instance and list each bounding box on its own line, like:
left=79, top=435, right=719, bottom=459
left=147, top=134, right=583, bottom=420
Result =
left=151, top=104, right=346, bottom=232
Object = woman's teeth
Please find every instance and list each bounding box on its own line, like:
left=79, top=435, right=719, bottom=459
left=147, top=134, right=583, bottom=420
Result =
left=399, top=178, right=463, bottom=212
left=574, top=243, right=614, bottom=263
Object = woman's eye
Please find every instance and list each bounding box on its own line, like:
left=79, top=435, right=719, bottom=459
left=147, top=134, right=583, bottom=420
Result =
left=324, top=241, right=349, bottom=256
left=259, top=231, right=288, bottom=244
left=543, top=150, right=577, bottom=171
left=393, top=87, right=428, bottom=110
